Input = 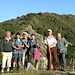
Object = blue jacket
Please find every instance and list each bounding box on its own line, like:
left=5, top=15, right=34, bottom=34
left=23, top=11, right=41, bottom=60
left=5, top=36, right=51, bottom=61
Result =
left=12, top=39, right=24, bottom=54
left=28, top=39, right=39, bottom=52
left=56, top=38, right=68, bottom=53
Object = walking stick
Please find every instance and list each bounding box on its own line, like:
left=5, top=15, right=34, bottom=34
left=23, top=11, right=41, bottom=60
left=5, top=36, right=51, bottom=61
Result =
left=49, top=48, right=52, bottom=70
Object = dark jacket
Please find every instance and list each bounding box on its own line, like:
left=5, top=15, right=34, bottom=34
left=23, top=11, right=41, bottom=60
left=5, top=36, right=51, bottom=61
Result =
left=2, top=39, right=12, bottom=52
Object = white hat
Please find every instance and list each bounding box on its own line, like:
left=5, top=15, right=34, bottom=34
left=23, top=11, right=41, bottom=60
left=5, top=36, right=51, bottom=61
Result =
left=23, top=32, right=28, bottom=35
left=48, top=29, right=52, bottom=32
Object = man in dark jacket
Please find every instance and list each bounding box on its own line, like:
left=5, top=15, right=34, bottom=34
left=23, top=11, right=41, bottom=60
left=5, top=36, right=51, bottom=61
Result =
left=1, top=31, right=12, bottom=73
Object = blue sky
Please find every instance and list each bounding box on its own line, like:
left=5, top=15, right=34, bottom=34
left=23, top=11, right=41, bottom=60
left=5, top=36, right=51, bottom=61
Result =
left=0, top=0, right=75, bottom=22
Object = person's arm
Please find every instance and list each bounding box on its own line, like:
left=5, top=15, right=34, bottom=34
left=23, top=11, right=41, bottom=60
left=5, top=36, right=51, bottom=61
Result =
left=12, top=45, right=19, bottom=50
left=12, top=44, right=24, bottom=50
left=24, top=42, right=29, bottom=48
left=36, top=40, right=40, bottom=48
left=19, top=44, right=24, bottom=48
left=44, top=37, right=49, bottom=47
left=68, top=42, right=73, bottom=46
left=27, top=40, right=30, bottom=48
left=1, top=40, right=4, bottom=56
left=64, top=38, right=73, bottom=47
left=50, top=42, right=57, bottom=47
left=12, top=39, right=20, bottom=50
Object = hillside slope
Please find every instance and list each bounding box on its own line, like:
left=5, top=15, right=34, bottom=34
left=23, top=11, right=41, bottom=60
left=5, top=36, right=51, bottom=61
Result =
left=0, top=12, right=75, bottom=64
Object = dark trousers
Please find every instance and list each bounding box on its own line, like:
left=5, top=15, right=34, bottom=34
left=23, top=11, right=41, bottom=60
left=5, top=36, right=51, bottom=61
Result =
left=47, top=47, right=57, bottom=70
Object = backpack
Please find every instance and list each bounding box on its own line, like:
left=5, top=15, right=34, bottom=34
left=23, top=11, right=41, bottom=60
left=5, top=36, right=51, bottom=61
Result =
left=61, top=38, right=68, bottom=58
left=61, top=38, right=68, bottom=53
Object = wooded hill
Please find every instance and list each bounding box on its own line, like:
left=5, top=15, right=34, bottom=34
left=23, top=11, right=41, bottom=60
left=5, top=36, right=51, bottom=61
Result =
left=0, top=12, right=75, bottom=63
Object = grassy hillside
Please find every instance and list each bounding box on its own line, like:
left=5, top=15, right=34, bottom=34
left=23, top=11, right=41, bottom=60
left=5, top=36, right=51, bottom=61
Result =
left=0, top=12, right=75, bottom=65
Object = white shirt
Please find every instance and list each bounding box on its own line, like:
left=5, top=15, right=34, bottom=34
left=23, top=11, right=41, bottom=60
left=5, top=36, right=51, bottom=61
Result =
left=44, top=35, right=57, bottom=48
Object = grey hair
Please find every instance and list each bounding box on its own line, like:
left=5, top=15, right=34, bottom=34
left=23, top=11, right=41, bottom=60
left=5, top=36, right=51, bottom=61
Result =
left=57, top=33, right=61, bottom=35
left=6, top=31, right=11, bottom=35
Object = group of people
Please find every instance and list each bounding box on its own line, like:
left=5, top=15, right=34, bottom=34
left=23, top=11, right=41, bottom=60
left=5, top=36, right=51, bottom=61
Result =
left=44, top=29, right=73, bottom=71
left=1, top=31, right=40, bottom=73
left=0, top=29, right=73, bottom=73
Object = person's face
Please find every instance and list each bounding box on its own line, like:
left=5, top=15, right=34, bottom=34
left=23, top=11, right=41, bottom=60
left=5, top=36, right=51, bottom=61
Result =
left=31, top=35, right=35, bottom=40
left=6, top=32, right=11, bottom=38
left=16, top=34, right=20, bottom=39
left=48, top=31, right=52, bottom=36
left=57, top=34, right=61, bottom=40
left=23, top=34, right=28, bottom=39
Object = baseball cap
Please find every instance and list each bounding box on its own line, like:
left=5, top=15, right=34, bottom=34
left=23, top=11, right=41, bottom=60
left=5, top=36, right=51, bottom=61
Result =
left=23, top=32, right=28, bottom=35
left=48, top=29, right=52, bottom=32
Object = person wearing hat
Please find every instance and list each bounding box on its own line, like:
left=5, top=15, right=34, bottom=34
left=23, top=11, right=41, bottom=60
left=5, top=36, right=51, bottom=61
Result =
left=44, top=29, right=57, bottom=70
left=22, top=32, right=30, bottom=69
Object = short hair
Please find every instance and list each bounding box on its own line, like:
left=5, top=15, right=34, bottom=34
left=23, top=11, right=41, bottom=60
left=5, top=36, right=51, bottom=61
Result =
left=31, top=34, right=36, bottom=37
left=16, top=32, right=21, bottom=36
left=6, top=31, right=11, bottom=35
left=57, top=33, right=61, bottom=36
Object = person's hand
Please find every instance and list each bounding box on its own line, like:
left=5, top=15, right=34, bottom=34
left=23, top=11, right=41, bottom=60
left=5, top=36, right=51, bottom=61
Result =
left=48, top=45, right=51, bottom=48
left=68, top=42, right=73, bottom=46
left=25, top=43, right=29, bottom=48
left=1, top=52, right=4, bottom=56
left=15, top=45, right=21, bottom=50
left=18, top=45, right=21, bottom=49
left=36, top=43, right=40, bottom=48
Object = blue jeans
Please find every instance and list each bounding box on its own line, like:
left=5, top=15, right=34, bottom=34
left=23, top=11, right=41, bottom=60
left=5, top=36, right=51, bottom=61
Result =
left=58, top=50, right=66, bottom=68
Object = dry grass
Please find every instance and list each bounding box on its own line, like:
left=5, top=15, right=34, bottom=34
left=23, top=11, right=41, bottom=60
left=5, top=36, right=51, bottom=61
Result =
left=0, top=69, right=72, bottom=75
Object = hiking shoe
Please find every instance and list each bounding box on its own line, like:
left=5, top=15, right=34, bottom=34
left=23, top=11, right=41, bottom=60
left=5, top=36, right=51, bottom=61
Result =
left=63, top=68, right=66, bottom=71
left=30, top=64, right=35, bottom=69
left=1, top=70, right=4, bottom=73
left=35, top=66, right=38, bottom=70
left=26, top=66, right=30, bottom=70
left=61, top=67, right=66, bottom=71
left=7, top=69, right=9, bottom=72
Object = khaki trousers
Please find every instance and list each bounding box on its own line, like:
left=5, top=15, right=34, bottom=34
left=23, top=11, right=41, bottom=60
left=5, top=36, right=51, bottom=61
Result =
left=2, top=52, right=12, bottom=68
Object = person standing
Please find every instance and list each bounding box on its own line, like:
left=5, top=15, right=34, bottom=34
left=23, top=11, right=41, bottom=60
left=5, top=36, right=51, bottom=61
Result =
left=1, top=31, right=12, bottom=73
left=27, top=34, right=40, bottom=70
left=22, top=32, right=30, bottom=69
left=44, top=29, right=57, bottom=70
left=56, top=33, right=72, bottom=71
left=12, top=32, right=24, bottom=70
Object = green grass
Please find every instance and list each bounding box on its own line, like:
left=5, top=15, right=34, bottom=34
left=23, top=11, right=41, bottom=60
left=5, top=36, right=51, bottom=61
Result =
left=0, top=69, right=71, bottom=75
